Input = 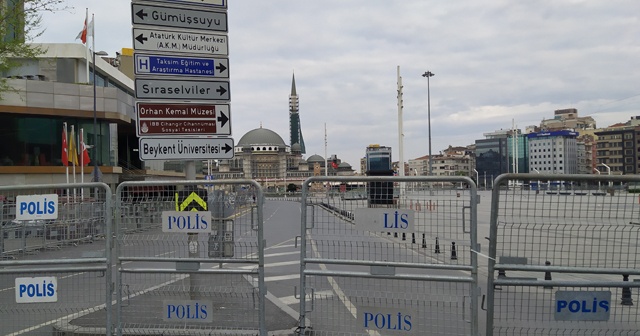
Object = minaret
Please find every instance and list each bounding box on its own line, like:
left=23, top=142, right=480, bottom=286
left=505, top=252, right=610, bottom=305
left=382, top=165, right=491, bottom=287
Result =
left=289, top=73, right=306, bottom=154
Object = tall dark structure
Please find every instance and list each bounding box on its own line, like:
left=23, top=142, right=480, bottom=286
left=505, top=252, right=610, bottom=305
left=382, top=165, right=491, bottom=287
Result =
left=289, top=74, right=306, bottom=154
left=365, top=145, right=394, bottom=205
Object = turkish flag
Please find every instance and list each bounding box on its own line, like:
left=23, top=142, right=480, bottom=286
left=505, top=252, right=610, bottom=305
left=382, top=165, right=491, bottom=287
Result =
left=80, top=129, right=91, bottom=166
left=61, top=124, right=68, bottom=167
left=331, top=161, right=338, bottom=169
left=75, top=16, right=88, bottom=44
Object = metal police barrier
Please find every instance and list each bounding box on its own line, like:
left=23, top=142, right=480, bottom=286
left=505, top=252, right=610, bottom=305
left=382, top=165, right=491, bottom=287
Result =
left=297, top=176, right=479, bottom=335
left=486, top=174, right=640, bottom=335
left=115, top=180, right=266, bottom=335
left=0, top=182, right=112, bottom=335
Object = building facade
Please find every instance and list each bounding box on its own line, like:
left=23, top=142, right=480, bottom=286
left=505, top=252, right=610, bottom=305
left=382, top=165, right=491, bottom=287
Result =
left=528, top=130, right=578, bottom=174
left=0, top=43, right=139, bottom=188
left=475, top=130, right=511, bottom=187
left=594, top=124, right=639, bottom=175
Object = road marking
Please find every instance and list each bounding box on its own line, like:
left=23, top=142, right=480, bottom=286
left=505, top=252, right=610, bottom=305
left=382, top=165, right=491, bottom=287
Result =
left=8, top=274, right=187, bottom=335
left=309, top=237, right=380, bottom=335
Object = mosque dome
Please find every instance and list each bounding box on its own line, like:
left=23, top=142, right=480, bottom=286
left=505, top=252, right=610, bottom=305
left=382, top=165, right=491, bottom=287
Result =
left=307, top=154, right=325, bottom=164
left=338, top=162, right=352, bottom=168
left=291, top=143, right=302, bottom=152
left=237, top=127, right=286, bottom=146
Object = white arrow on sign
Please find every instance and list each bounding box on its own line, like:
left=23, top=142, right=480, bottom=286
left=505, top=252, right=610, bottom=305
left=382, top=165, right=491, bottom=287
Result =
left=135, top=78, right=230, bottom=101
left=133, top=28, right=228, bottom=56
left=139, top=137, right=235, bottom=160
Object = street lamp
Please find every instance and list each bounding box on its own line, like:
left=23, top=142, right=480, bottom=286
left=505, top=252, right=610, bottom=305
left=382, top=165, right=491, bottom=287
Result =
left=602, top=163, right=611, bottom=187
left=594, top=168, right=601, bottom=191
left=92, top=50, right=108, bottom=182
left=532, top=168, right=541, bottom=191
left=421, top=71, right=434, bottom=176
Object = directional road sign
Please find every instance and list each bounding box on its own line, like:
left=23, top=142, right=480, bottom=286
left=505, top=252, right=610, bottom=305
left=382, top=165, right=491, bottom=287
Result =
left=136, top=102, right=231, bottom=136
left=132, top=3, right=228, bottom=32
left=147, top=0, right=227, bottom=9
left=139, top=137, right=234, bottom=160
left=133, top=28, right=228, bottom=56
left=134, top=53, right=228, bottom=78
left=135, top=78, right=230, bottom=101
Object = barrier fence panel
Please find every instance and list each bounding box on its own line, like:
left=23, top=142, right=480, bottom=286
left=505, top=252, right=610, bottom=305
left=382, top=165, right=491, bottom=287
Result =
left=115, top=180, right=266, bottom=335
left=0, top=183, right=112, bottom=335
left=298, top=176, right=479, bottom=335
left=486, top=173, right=640, bottom=335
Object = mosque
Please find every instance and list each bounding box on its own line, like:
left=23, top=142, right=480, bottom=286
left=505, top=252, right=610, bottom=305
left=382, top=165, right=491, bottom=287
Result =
left=209, top=74, right=355, bottom=190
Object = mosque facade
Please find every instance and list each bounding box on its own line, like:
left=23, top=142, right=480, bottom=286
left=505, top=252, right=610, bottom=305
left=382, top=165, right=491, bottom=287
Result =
left=209, top=75, right=354, bottom=189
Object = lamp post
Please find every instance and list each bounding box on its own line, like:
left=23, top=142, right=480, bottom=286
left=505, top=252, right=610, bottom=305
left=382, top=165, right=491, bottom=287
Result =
left=602, top=163, right=611, bottom=187
left=421, top=71, right=434, bottom=176
left=92, top=50, right=108, bottom=182
left=532, top=168, right=540, bottom=192
left=594, top=168, right=601, bottom=191
left=473, top=168, right=479, bottom=186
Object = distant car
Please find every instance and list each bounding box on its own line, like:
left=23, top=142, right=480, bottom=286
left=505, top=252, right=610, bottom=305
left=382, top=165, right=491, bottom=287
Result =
left=5, top=219, right=50, bottom=238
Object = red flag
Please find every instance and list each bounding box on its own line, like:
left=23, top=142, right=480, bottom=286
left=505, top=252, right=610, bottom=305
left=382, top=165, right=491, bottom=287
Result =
left=75, top=15, right=88, bottom=44
left=61, top=124, right=68, bottom=167
left=331, top=161, right=338, bottom=169
left=80, top=129, right=91, bottom=166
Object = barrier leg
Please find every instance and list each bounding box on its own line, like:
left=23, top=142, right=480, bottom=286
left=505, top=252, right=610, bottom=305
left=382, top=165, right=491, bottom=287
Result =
left=450, top=241, right=457, bottom=260
left=621, top=274, right=633, bottom=306
left=544, top=261, right=553, bottom=289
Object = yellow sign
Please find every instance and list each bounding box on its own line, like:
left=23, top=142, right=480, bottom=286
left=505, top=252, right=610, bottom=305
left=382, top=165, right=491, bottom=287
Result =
left=175, top=191, right=207, bottom=211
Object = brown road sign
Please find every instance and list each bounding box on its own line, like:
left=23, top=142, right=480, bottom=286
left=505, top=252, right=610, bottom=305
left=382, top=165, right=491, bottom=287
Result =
left=136, top=102, right=230, bottom=136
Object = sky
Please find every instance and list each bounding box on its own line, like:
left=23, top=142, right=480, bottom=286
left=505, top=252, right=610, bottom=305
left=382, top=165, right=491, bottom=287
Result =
left=33, top=0, right=640, bottom=169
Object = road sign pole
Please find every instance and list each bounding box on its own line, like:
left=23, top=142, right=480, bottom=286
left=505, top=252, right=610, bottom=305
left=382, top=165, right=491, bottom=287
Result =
left=184, top=161, right=198, bottom=299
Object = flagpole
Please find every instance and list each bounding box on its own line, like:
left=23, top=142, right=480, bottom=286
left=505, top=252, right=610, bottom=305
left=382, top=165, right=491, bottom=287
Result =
left=64, top=122, right=69, bottom=200
left=71, top=125, right=77, bottom=201
left=80, top=128, right=85, bottom=199
left=85, top=8, right=90, bottom=84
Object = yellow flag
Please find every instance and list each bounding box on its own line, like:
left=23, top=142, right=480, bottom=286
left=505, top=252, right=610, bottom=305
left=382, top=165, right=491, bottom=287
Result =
left=68, top=126, right=79, bottom=166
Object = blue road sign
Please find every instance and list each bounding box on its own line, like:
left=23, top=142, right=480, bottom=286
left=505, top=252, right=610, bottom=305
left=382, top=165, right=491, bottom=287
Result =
left=134, top=54, right=228, bottom=78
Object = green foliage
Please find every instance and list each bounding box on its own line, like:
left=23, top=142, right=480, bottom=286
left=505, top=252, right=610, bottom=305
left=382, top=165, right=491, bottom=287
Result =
left=0, top=0, right=68, bottom=96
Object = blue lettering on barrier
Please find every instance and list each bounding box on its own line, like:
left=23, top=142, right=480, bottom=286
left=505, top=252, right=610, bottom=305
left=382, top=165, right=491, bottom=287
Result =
left=554, top=291, right=611, bottom=321
left=167, top=213, right=209, bottom=230
left=383, top=211, right=410, bottom=229
left=556, top=299, right=609, bottom=314
left=18, top=280, right=56, bottom=298
left=165, top=302, right=209, bottom=321
left=167, top=303, right=207, bottom=320
left=363, top=311, right=412, bottom=331
left=19, top=199, right=56, bottom=216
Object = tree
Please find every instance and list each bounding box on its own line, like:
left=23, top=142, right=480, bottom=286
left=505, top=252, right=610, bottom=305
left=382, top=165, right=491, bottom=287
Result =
left=287, top=183, right=297, bottom=193
left=0, top=0, right=67, bottom=96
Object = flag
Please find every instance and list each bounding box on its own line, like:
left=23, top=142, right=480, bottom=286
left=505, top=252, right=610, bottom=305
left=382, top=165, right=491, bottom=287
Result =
left=61, top=123, right=68, bottom=167
left=75, top=11, right=93, bottom=44
left=331, top=161, right=339, bottom=169
left=80, top=129, right=91, bottom=166
left=76, top=14, right=88, bottom=44
left=87, top=17, right=94, bottom=39
left=68, top=126, right=79, bottom=166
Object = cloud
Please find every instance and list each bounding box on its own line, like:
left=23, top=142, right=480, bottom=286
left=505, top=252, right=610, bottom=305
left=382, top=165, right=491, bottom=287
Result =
left=34, top=0, right=640, bottom=169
